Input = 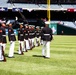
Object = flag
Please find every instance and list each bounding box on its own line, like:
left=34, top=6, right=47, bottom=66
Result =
left=67, top=8, right=74, bottom=12
left=12, top=8, right=23, bottom=12
left=0, top=7, right=8, bottom=11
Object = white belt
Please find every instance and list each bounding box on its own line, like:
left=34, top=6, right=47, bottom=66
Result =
left=25, top=34, right=28, bottom=35
left=29, top=33, right=34, bottom=35
left=2, top=35, right=6, bottom=36
left=11, top=34, right=15, bottom=35
left=37, top=33, right=39, bottom=35
left=44, top=34, right=50, bottom=36
left=20, top=34, right=23, bottom=36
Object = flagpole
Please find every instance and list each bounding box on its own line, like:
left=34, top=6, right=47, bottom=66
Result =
left=47, top=0, right=50, bottom=22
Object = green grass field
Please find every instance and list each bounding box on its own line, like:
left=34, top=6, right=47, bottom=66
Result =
left=0, top=35, right=76, bottom=75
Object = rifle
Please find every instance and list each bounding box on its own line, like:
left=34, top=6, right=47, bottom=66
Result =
left=36, top=38, right=40, bottom=46
left=28, top=39, right=32, bottom=50
left=36, top=38, right=38, bottom=46
left=40, top=37, right=42, bottom=45
left=38, top=41, right=40, bottom=46
left=24, top=41, right=28, bottom=52
left=20, top=43, right=24, bottom=55
left=33, top=42, right=35, bottom=48
left=18, top=11, right=28, bottom=24
left=2, top=45, right=6, bottom=62
left=11, top=1, right=28, bottom=25
left=30, top=40, right=33, bottom=49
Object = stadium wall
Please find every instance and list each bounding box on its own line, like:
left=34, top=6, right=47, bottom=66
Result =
left=49, top=23, right=76, bottom=35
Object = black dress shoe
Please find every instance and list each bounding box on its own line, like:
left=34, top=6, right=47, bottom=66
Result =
left=43, top=56, right=45, bottom=58
left=0, top=60, right=4, bottom=62
left=25, top=50, right=28, bottom=52
left=8, top=56, right=15, bottom=58
left=44, top=57, right=50, bottom=59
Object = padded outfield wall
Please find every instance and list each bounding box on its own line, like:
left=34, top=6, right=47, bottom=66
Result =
left=49, top=23, right=76, bottom=35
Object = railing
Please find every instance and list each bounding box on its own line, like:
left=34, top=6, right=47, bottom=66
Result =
left=7, top=0, right=76, bottom=4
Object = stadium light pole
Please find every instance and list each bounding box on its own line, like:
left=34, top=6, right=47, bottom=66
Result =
left=47, top=0, right=51, bottom=22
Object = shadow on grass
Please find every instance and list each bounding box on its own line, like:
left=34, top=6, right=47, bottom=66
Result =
left=33, top=55, right=43, bottom=58
left=14, top=52, right=19, bottom=55
left=5, top=54, right=8, bottom=57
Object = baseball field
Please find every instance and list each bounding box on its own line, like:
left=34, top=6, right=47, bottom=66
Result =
left=0, top=35, right=76, bottom=75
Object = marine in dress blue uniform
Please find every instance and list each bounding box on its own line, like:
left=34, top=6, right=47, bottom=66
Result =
left=28, top=25, right=33, bottom=50
left=8, top=23, right=16, bottom=58
left=24, top=24, right=30, bottom=50
left=40, top=27, right=44, bottom=45
left=18, top=24, right=24, bottom=54
left=35, top=26, right=40, bottom=47
left=0, top=26, right=4, bottom=61
left=1, top=23, right=7, bottom=51
left=41, top=21, right=53, bottom=58
left=30, top=25, right=35, bottom=48
left=0, top=23, right=6, bottom=61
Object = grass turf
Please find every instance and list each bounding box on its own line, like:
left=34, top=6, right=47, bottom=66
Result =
left=0, top=35, right=76, bottom=75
